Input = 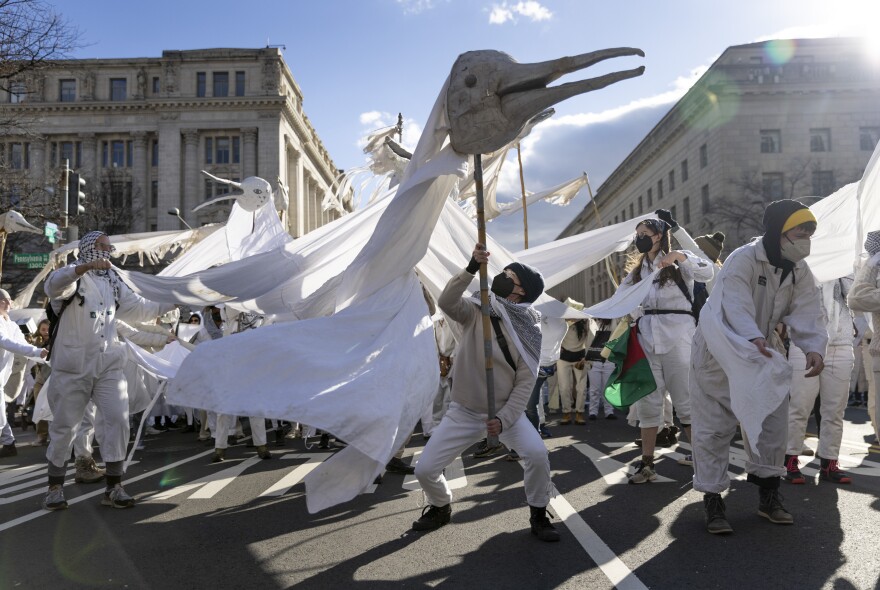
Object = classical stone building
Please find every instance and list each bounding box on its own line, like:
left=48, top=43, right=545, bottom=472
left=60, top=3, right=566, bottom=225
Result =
left=554, top=37, right=880, bottom=306
left=0, top=47, right=348, bottom=237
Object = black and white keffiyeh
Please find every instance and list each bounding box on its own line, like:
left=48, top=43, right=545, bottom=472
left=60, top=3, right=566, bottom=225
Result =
left=76, top=230, right=121, bottom=299
left=865, top=231, right=880, bottom=256
left=469, top=290, right=542, bottom=375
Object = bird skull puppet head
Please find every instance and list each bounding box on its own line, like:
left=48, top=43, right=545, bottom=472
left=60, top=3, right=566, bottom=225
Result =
left=0, top=210, right=42, bottom=234
left=446, top=48, right=645, bottom=154
left=193, top=172, right=273, bottom=213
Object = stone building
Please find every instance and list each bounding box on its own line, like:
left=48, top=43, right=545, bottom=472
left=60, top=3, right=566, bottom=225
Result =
left=0, top=47, right=349, bottom=238
left=553, top=37, right=880, bottom=306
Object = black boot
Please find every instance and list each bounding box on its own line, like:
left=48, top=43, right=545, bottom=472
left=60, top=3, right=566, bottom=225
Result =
left=703, top=493, right=733, bottom=534
left=0, top=443, right=17, bottom=458
left=529, top=505, right=560, bottom=542
left=274, top=428, right=287, bottom=447
left=749, top=475, right=793, bottom=524
left=412, top=504, right=451, bottom=531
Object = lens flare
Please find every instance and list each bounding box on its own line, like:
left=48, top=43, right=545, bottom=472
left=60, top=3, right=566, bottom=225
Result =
left=764, top=39, right=797, bottom=66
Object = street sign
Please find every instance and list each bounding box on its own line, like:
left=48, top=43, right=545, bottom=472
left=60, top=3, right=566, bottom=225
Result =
left=12, top=253, right=50, bottom=269
left=44, top=222, right=58, bottom=237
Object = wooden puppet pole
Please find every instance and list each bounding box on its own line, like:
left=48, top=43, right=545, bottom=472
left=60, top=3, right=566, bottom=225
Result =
left=517, top=143, right=529, bottom=250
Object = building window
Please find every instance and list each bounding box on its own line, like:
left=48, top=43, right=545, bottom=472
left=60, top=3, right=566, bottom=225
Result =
left=9, top=81, right=26, bottom=103
left=216, top=137, right=230, bottom=164
left=683, top=197, right=691, bottom=224
left=699, top=144, right=708, bottom=168
left=111, top=140, right=125, bottom=167
left=760, top=129, right=782, bottom=153
left=152, top=76, right=160, bottom=94
left=701, top=184, right=710, bottom=213
left=213, top=72, right=229, bottom=97
left=811, top=170, right=835, bottom=197
left=762, top=173, right=784, bottom=201
left=614, top=215, right=618, bottom=225
left=102, top=140, right=131, bottom=168
left=621, top=209, right=626, bottom=222
left=235, top=71, right=245, bottom=96
left=681, top=159, right=689, bottom=182
left=647, top=187, right=653, bottom=207
left=810, top=128, right=831, bottom=152
left=110, top=78, right=127, bottom=101
left=629, top=203, right=634, bottom=219
left=59, top=79, right=76, bottom=102
left=196, top=72, right=206, bottom=97
left=668, top=170, right=675, bottom=192
left=670, top=205, right=677, bottom=220
left=860, top=127, right=880, bottom=151
left=638, top=195, right=643, bottom=214
left=151, top=180, right=158, bottom=208
left=9, top=143, right=29, bottom=169
left=204, top=135, right=240, bottom=165
left=657, top=179, right=663, bottom=200
left=152, top=140, right=158, bottom=166
left=59, top=141, right=80, bottom=167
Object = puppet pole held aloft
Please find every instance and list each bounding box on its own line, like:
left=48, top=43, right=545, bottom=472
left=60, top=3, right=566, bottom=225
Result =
left=474, top=154, right=500, bottom=448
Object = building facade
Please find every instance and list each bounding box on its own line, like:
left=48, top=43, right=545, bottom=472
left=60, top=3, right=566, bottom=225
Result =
left=554, top=38, right=880, bottom=306
left=0, top=47, right=348, bottom=238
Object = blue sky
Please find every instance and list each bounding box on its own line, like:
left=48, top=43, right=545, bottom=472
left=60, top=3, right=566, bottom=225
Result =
left=65, top=0, right=880, bottom=250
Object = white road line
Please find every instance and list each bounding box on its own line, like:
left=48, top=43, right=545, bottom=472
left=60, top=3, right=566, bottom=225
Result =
left=0, top=449, right=214, bottom=534
left=574, top=443, right=675, bottom=485
left=549, top=494, right=649, bottom=590
left=259, top=455, right=327, bottom=497
left=0, top=464, right=44, bottom=485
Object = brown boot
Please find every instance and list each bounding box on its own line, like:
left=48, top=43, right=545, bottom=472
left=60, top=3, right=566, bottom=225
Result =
left=575, top=412, right=586, bottom=425
left=256, top=445, right=272, bottom=460
left=74, top=456, right=106, bottom=483
left=211, top=448, right=226, bottom=463
left=560, top=413, right=572, bottom=425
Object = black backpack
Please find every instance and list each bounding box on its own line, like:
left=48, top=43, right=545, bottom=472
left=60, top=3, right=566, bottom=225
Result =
left=672, top=275, right=709, bottom=323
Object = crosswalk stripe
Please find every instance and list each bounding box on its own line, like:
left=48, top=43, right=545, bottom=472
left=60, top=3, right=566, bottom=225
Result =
left=0, top=464, right=44, bottom=486
left=574, top=443, right=676, bottom=484
left=259, top=454, right=327, bottom=497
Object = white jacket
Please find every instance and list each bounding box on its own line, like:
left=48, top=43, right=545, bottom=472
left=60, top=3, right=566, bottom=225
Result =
left=0, top=316, right=42, bottom=387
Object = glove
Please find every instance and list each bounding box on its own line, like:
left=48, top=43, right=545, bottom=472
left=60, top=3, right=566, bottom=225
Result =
left=655, top=208, right=678, bottom=230
left=466, top=256, right=480, bottom=274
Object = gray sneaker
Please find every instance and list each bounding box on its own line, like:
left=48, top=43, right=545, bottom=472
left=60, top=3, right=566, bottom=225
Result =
left=629, top=461, right=657, bottom=484
left=102, top=483, right=135, bottom=509
left=43, top=484, right=68, bottom=511
left=75, top=456, right=106, bottom=484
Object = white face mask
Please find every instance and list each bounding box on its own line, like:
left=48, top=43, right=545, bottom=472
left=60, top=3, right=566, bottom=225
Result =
left=780, top=237, right=811, bottom=263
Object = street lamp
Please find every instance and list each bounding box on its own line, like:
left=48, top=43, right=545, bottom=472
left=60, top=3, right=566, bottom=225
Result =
left=167, top=208, right=192, bottom=230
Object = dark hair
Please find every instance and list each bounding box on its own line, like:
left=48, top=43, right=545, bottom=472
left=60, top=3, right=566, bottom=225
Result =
left=624, top=223, right=684, bottom=288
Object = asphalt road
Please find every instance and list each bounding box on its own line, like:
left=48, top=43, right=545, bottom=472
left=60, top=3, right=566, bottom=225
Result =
left=1, top=408, right=878, bottom=590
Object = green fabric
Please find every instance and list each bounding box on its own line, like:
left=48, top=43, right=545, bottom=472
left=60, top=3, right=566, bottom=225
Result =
left=603, top=325, right=657, bottom=410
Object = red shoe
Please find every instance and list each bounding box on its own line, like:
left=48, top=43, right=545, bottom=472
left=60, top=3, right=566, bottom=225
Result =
left=784, top=454, right=805, bottom=484
left=819, top=459, right=851, bottom=484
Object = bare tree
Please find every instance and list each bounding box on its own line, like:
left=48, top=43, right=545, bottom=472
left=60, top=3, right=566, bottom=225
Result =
left=0, top=0, right=81, bottom=134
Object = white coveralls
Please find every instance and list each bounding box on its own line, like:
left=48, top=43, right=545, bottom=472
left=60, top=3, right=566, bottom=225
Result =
left=629, top=251, right=714, bottom=428
left=415, top=270, right=551, bottom=508
left=691, top=241, right=827, bottom=493
left=44, top=266, right=173, bottom=471
left=0, top=317, right=44, bottom=446
left=847, top=252, right=880, bottom=444
left=786, top=279, right=855, bottom=459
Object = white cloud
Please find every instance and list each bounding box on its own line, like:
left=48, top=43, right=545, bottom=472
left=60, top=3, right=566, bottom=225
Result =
left=355, top=110, right=422, bottom=152
left=488, top=1, right=552, bottom=25
left=395, top=0, right=441, bottom=15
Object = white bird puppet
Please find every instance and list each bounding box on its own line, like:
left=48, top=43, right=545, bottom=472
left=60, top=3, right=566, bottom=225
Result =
left=193, top=172, right=273, bottom=212
left=0, top=210, right=42, bottom=235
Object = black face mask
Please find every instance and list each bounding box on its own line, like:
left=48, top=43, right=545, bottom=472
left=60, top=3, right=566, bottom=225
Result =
left=635, top=234, right=654, bottom=254
left=491, top=272, right=515, bottom=298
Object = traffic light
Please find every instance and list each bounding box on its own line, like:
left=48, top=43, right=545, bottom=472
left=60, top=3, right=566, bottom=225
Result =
left=67, top=172, right=86, bottom=216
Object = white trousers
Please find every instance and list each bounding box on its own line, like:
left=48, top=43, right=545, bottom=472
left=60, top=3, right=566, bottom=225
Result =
left=47, top=351, right=129, bottom=467
left=587, top=360, right=616, bottom=416
left=690, top=340, right=786, bottom=493
left=0, top=393, right=12, bottom=446
left=636, top=343, right=692, bottom=429
left=414, top=402, right=552, bottom=508
left=557, top=359, right=587, bottom=413
left=787, top=345, right=854, bottom=459
left=73, top=403, right=98, bottom=458
left=214, top=414, right=267, bottom=449
left=866, top=347, right=880, bottom=442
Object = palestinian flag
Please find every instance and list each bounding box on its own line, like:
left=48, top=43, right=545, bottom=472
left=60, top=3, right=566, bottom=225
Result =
left=603, top=325, right=657, bottom=410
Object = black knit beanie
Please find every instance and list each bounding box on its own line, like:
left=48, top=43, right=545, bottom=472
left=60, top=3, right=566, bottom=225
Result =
left=504, top=262, right=544, bottom=304
left=761, top=199, right=810, bottom=283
